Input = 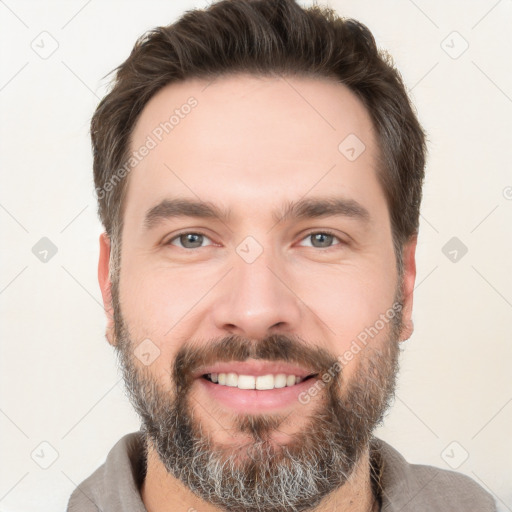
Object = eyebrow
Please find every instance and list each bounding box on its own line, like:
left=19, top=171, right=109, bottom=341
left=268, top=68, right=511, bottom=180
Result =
left=143, top=196, right=371, bottom=231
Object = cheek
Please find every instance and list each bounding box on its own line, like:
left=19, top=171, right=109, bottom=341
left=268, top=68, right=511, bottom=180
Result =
left=119, top=259, right=224, bottom=379
left=120, top=256, right=203, bottom=333
left=293, top=258, right=398, bottom=385
left=295, top=262, right=397, bottom=342
left=118, top=263, right=181, bottom=378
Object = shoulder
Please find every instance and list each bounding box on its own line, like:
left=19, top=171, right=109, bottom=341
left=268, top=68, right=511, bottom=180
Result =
left=67, top=431, right=147, bottom=512
left=371, top=437, right=497, bottom=512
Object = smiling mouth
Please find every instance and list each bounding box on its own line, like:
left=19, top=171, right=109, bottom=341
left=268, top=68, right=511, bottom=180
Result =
left=202, top=372, right=318, bottom=390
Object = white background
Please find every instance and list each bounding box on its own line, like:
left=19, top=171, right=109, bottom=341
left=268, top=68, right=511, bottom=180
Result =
left=0, top=0, right=511, bottom=510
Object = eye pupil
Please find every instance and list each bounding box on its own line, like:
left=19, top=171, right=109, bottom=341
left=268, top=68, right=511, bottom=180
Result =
left=180, top=233, right=203, bottom=248
left=311, top=233, right=333, bottom=248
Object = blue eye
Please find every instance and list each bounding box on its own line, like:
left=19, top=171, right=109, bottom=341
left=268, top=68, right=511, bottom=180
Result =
left=166, top=231, right=344, bottom=251
left=167, top=232, right=213, bottom=249
left=299, top=231, right=343, bottom=249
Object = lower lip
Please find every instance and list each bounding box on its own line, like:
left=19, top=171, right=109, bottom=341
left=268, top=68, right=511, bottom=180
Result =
left=196, top=377, right=318, bottom=413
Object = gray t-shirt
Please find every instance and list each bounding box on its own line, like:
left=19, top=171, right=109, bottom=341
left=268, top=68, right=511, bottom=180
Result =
left=67, top=432, right=497, bottom=511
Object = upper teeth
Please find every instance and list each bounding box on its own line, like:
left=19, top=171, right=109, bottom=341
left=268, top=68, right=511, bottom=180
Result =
left=209, top=373, right=304, bottom=390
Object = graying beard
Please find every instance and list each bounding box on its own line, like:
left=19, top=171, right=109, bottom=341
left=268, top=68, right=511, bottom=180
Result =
left=115, top=304, right=402, bottom=512
left=181, top=435, right=352, bottom=511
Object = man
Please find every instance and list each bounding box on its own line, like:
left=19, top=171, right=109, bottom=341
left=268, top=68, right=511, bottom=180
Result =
left=67, top=0, right=497, bottom=510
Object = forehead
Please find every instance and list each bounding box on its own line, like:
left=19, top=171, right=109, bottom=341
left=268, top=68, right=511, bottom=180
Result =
left=124, top=73, right=384, bottom=228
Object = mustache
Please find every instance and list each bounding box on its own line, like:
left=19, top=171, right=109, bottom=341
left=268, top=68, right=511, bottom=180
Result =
left=172, top=333, right=340, bottom=391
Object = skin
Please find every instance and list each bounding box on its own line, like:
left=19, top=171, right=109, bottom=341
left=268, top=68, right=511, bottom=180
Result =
left=98, top=74, right=417, bottom=511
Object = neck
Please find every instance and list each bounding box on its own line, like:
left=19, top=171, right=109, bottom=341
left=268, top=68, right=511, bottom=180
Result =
left=141, top=441, right=377, bottom=512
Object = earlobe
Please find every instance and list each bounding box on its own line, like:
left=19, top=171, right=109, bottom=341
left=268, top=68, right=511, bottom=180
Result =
left=398, top=236, right=417, bottom=342
left=98, top=232, right=116, bottom=346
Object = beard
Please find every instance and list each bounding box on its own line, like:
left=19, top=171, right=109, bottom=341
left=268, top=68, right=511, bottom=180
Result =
left=112, top=288, right=403, bottom=512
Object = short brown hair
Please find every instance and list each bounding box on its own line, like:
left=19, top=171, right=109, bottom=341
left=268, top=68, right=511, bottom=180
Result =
left=91, top=0, right=426, bottom=279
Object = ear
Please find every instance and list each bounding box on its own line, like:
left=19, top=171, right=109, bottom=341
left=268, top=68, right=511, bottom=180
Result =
left=98, top=232, right=116, bottom=346
left=399, top=236, right=417, bottom=342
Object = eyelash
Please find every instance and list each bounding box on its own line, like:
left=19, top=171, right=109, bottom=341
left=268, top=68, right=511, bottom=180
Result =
left=165, top=230, right=345, bottom=251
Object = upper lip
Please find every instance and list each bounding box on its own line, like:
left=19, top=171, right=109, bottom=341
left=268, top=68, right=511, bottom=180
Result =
left=193, top=360, right=318, bottom=379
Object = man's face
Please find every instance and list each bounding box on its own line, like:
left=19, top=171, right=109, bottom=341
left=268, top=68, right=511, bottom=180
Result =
left=99, top=74, right=416, bottom=511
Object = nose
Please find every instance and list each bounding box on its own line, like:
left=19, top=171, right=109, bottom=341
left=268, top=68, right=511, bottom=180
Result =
left=211, top=250, right=302, bottom=340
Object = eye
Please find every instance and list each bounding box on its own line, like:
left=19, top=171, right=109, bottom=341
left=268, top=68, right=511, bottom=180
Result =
left=298, top=231, right=344, bottom=249
left=165, top=231, right=344, bottom=250
left=166, top=232, right=214, bottom=249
